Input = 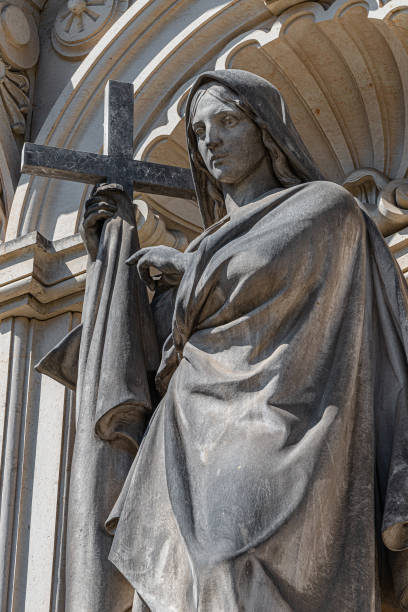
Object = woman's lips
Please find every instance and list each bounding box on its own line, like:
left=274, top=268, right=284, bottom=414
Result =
left=210, top=154, right=227, bottom=164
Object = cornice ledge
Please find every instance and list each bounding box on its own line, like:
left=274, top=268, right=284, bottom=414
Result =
left=0, top=230, right=87, bottom=320
left=0, top=290, right=83, bottom=321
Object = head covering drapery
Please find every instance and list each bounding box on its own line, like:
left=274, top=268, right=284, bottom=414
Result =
left=185, top=69, right=325, bottom=228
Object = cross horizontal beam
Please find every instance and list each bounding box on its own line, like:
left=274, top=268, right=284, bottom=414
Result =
left=21, top=143, right=196, bottom=200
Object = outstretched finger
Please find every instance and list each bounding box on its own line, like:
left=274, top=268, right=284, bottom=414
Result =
left=125, top=247, right=151, bottom=266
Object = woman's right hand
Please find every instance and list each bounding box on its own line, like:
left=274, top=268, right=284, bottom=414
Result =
left=126, top=246, right=191, bottom=291
left=80, top=183, right=127, bottom=260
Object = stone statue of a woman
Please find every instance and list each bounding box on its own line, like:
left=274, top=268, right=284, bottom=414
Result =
left=41, top=70, right=408, bottom=611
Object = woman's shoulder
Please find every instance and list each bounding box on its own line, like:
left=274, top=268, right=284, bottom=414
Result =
left=300, top=180, right=360, bottom=217
left=303, top=180, right=354, bottom=201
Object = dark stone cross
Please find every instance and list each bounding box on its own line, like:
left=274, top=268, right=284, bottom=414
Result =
left=25, top=82, right=197, bottom=612
left=21, top=80, right=195, bottom=205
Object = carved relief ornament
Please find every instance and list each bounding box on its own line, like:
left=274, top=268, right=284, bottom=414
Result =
left=0, top=58, right=29, bottom=135
left=0, top=3, right=39, bottom=70
left=52, top=0, right=128, bottom=60
left=0, top=3, right=39, bottom=134
left=0, top=3, right=39, bottom=238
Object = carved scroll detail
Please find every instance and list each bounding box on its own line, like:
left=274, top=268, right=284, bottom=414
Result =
left=135, top=198, right=188, bottom=251
left=0, top=2, right=39, bottom=239
left=343, top=169, right=408, bottom=237
left=0, top=58, right=29, bottom=135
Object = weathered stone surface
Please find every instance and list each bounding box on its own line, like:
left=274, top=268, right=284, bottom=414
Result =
left=49, top=69, right=408, bottom=611
left=103, top=81, right=133, bottom=159
left=21, top=142, right=195, bottom=199
left=21, top=79, right=196, bottom=204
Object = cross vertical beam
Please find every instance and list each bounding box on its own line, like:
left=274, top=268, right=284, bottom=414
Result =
left=103, top=81, right=134, bottom=199
left=100, top=80, right=159, bottom=371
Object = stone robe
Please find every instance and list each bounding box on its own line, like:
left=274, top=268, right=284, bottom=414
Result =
left=37, top=187, right=159, bottom=612
left=108, top=181, right=408, bottom=611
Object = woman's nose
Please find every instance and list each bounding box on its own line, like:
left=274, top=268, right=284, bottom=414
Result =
left=205, top=124, right=221, bottom=147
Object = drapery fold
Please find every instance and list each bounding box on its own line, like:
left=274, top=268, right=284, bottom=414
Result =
left=109, top=182, right=408, bottom=611
left=37, top=191, right=158, bottom=612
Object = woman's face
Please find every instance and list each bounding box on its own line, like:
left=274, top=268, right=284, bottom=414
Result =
left=191, top=88, right=266, bottom=185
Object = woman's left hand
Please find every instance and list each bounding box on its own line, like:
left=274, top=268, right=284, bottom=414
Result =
left=126, top=246, right=190, bottom=291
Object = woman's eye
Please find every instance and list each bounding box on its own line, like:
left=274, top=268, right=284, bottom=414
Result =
left=194, top=127, right=205, bottom=138
left=223, top=115, right=237, bottom=127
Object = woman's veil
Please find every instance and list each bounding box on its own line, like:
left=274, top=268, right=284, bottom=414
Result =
left=185, top=69, right=324, bottom=228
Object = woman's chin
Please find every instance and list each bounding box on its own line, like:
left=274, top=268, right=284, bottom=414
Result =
left=210, top=170, right=239, bottom=184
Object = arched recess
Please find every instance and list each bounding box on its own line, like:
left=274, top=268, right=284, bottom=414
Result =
left=6, top=0, right=408, bottom=249
left=139, top=0, right=408, bottom=245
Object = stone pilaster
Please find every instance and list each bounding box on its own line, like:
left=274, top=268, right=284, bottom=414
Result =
left=0, top=313, right=79, bottom=611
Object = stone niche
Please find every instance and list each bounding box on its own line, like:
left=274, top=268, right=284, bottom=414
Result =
left=1, top=0, right=408, bottom=610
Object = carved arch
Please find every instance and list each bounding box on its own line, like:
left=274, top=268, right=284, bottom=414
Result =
left=6, top=0, right=271, bottom=242
left=7, top=0, right=408, bottom=247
